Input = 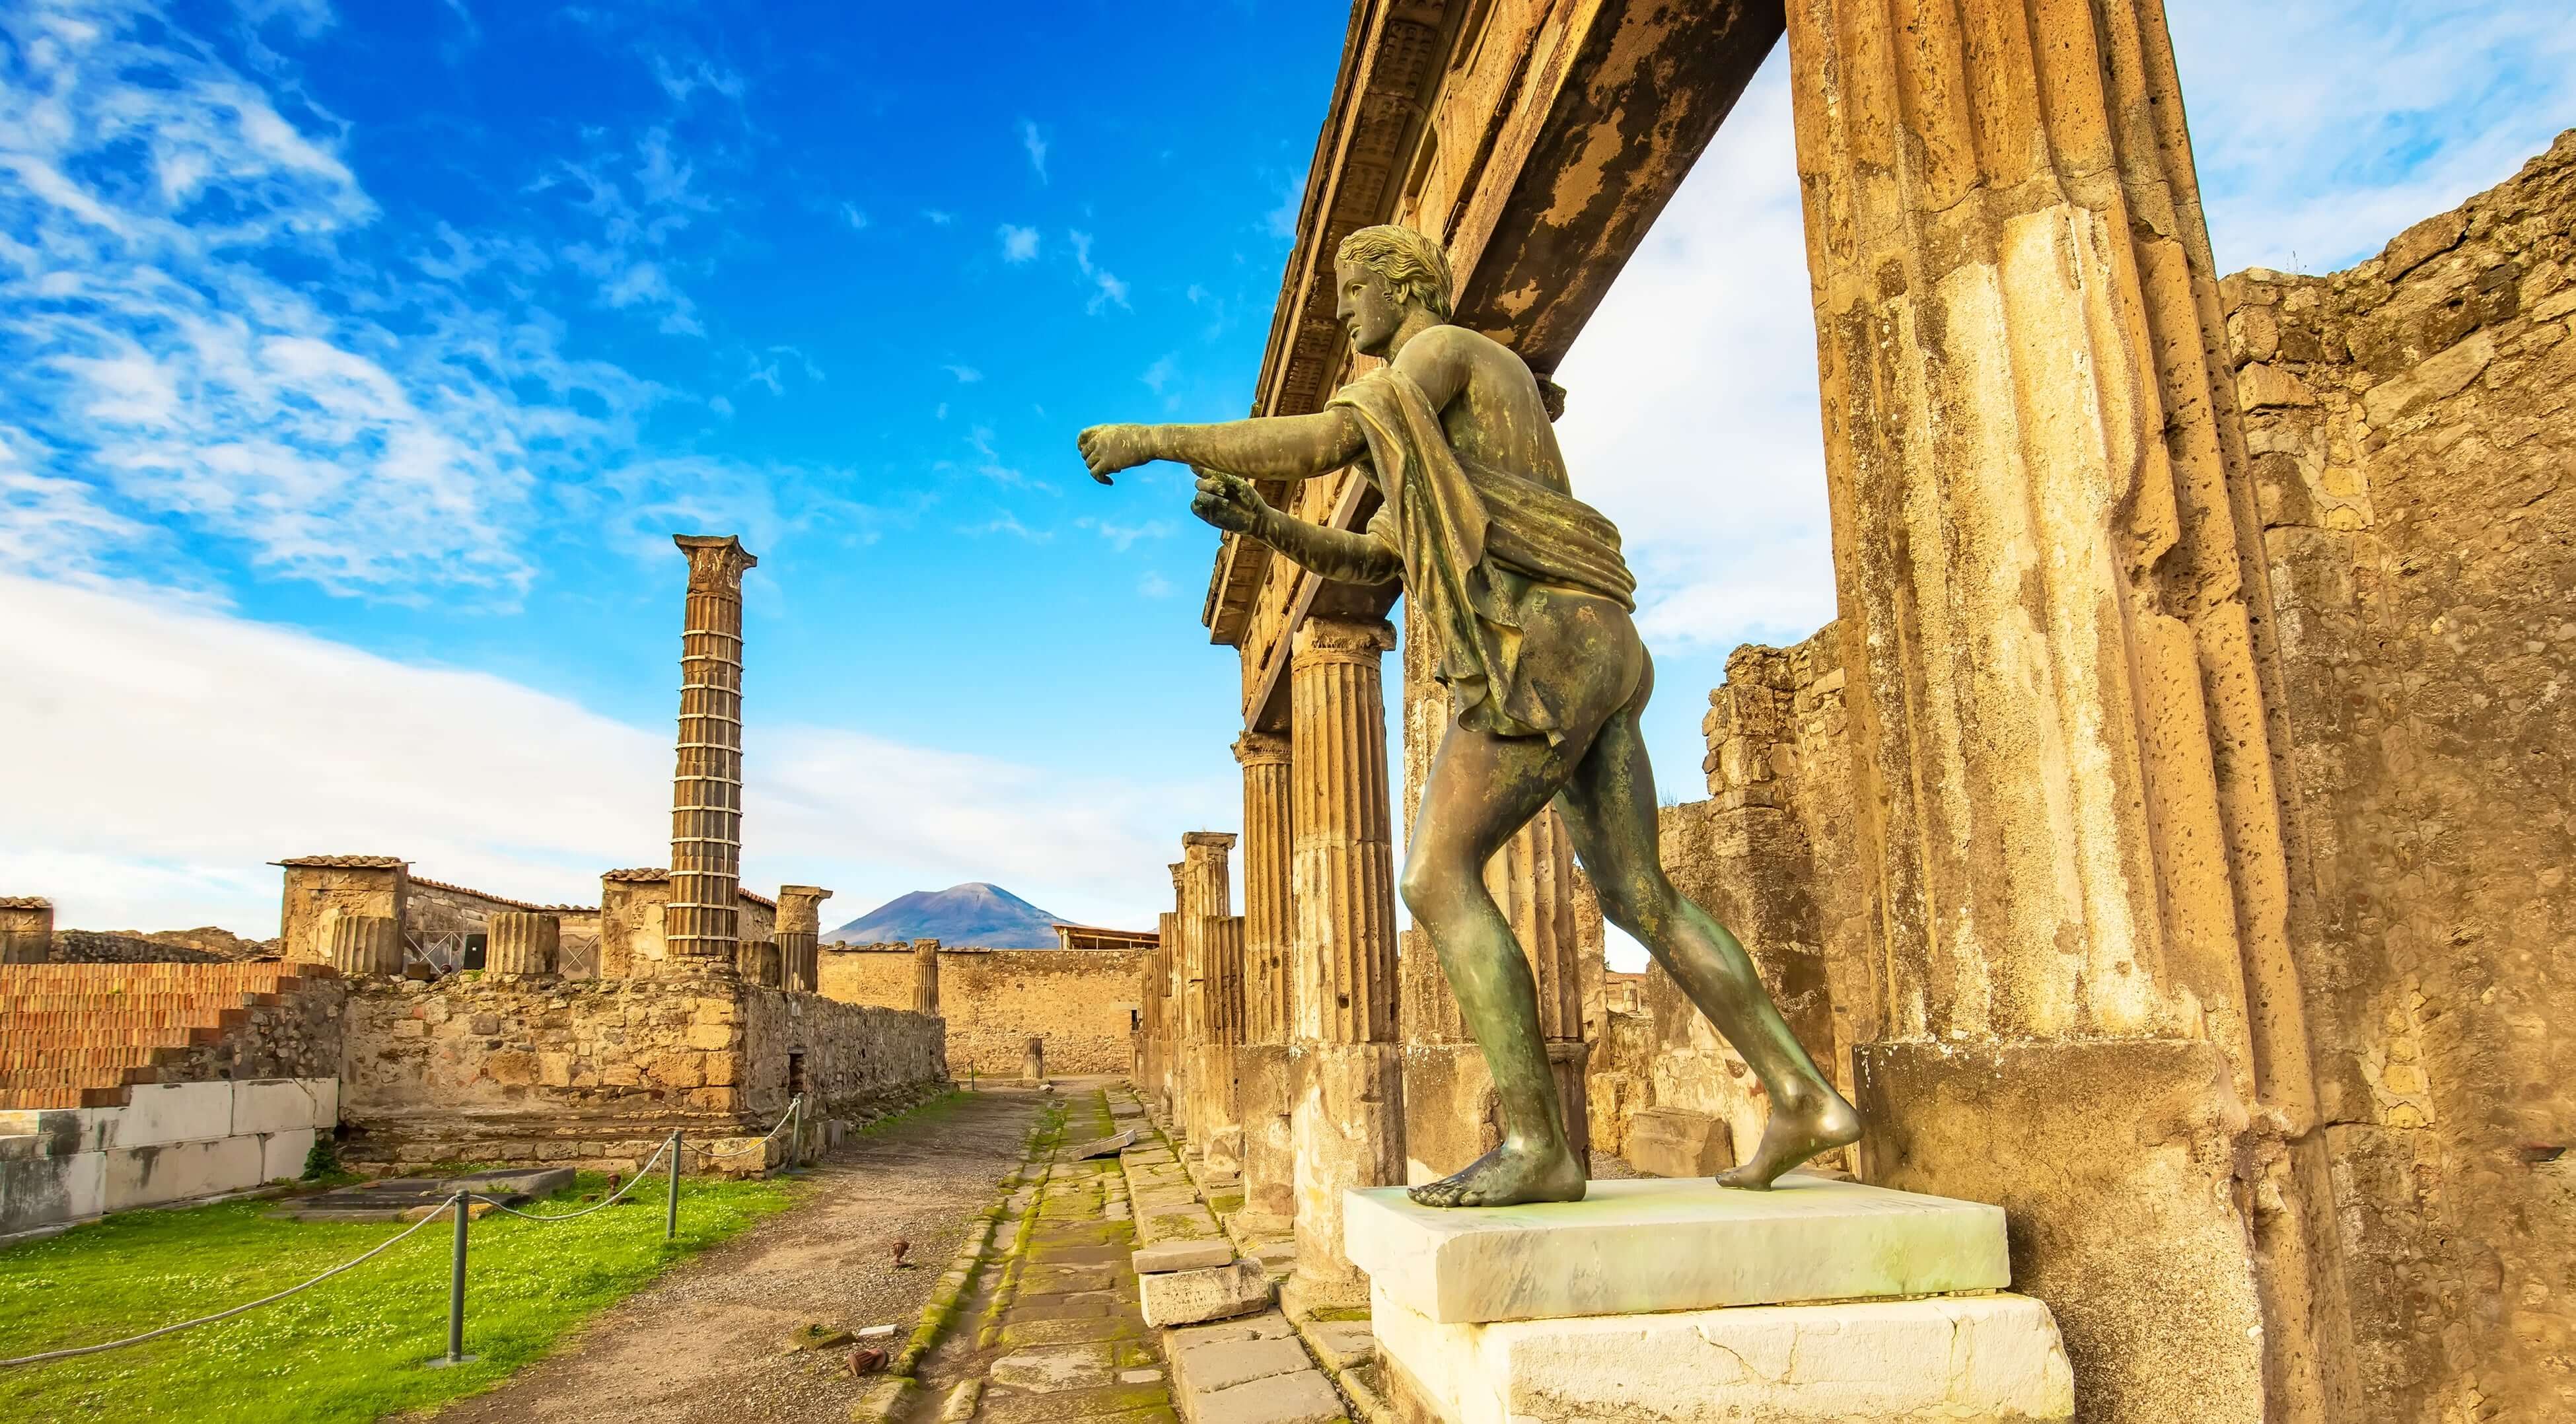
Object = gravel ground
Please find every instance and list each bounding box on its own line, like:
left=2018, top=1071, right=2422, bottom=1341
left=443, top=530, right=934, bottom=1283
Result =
left=423, top=1085, right=1058, bottom=1424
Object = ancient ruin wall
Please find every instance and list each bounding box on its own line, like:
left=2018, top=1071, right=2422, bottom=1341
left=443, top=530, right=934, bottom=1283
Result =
left=2226, top=130, right=2576, bottom=1424
left=738, top=987, right=947, bottom=1122
left=818, top=946, right=1143, bottom=1077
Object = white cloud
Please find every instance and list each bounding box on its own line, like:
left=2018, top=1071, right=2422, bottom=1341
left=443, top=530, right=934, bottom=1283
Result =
left=2167, top=0, right=2576, bottom=272
left=649, top=53, right=746, bottom=107
left=1140, top=353, right=1179, bottom=394
left=1075, top=515, right=1173, bottom=552
left=998, top=223, right=1040, bottom=263
left=922, top=208, right=954, bottom=226
left=1069, top=230, right=1129, bottom=314
left=1020, top=120, right=1048, bottom=183
left=840, top=202, right=869, bottom=231
left=1138, top=571, right=1174, bottom=599
left=943, top=363, right=984, bottom=383
left=0, top=574, right=1211, bottom=935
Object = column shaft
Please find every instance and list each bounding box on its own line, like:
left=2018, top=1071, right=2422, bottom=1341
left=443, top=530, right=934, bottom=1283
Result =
left=775, top=885, right=831, bottom=994
left=1288, top=615, right=1404, bottom=1308
left=911, top=937, right=942, bottom=1016
left=669, top=536, right=757, bottom=968
left=485, top=911, right=559, bottom=977
left=1783, top=1, right=2336, bottom=1418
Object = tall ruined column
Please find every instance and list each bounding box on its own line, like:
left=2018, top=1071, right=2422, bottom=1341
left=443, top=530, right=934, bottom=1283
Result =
left=1162, top=862, right=1188, bottom=1123
left=668, top=536, right=758, bottom=972
left=1153, top=905, right=1180, bottom=1119
left=1233, top=732, right=1298, bottom=1223
left=1288, top=615, right=1404, bottom=1308
left=910, top=937, right=942, bottom=1016
left=775, top=884, right=829, bottom=993
left=0, top=898, right=53, bottom=965
left=1783, top=4, right=2338, bottom=1419
left=1178, top=831, right=1238, bottom=1171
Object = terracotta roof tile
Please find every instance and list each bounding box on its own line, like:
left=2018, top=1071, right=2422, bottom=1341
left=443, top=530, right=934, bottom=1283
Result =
left=271, top=855, right=409, bottom=869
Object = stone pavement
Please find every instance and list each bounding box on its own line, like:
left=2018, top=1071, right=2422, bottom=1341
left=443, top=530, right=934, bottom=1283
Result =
left=926, top=1085, right=1351, bottom=1424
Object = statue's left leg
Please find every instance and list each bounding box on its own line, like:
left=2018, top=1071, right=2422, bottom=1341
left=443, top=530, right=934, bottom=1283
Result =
left=1400, top=719, right=1594, bottom=1208
left=1556, top=658, right=1862, bottom=1188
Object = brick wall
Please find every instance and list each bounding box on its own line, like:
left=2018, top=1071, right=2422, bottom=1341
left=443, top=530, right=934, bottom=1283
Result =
left=818, top=945, right=1143, bottom=1077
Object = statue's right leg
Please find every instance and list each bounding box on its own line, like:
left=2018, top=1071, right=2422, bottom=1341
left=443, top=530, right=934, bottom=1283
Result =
left=1556, top=664, right=1861, bottom=1188
left=1399, top=719, right=1591, bottom=1208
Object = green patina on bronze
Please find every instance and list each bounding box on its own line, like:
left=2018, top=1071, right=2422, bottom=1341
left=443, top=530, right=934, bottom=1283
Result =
left=1078, top=224, right=1861, bottom=1209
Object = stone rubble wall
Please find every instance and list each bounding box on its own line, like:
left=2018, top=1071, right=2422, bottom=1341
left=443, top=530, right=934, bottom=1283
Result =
left=338, top=974, right=942, bottom=1170
left=46, top=930, right=232, bottom=965
left=818, top=946, right=1143, bottom=1078
left=2223, top=129, right=2576, bottom=1424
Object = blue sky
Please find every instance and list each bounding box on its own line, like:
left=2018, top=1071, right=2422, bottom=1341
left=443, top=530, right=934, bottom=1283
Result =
left=3, top=0, right=2570, bottom=950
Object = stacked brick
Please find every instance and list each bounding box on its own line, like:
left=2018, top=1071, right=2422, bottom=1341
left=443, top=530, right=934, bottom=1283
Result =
left=0, top=961, right=343, bottom=1109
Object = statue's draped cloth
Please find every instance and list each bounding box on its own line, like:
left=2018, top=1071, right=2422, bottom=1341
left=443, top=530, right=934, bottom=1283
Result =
left=1330, top=367, right=1637, bottom=743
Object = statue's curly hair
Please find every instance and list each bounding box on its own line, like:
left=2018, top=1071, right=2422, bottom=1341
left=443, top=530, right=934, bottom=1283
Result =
left=1335, top=224, right=1454, bottom=321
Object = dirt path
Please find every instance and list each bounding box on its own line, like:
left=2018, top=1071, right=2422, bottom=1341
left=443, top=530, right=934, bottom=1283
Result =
left=427, top=1085, right=1060, bottom=1424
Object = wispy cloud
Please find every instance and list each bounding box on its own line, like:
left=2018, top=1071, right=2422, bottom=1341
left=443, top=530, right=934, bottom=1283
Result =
left=840, top=202, right=870, bottom=231
left=1137, top=571, right=1174, bottom=598
left=0, top=574, right=1213, bottom=934
left=966, top=510, right=1051, bottom=542
left=1075, top=515, right=1174, bottom=552
left=998, top=224, right=1040, bottom=263
left=943, top=363, right=984, bottom=383
left=1140, top=354, right=1180, bottom=394
left=649, top=52, right=746, bottom=106
left=923, top=208, right=954, bottom=226
left=1069, top=230, right=1130, bottom=314
left=1020, top=120, right=1049, bottom=183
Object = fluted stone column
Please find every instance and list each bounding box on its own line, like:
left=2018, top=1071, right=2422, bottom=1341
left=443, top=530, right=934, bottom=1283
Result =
left=775, top=884, right=830, bottom=993
left=1288, top=615, right=1404, bottom=1308
left=739, top=941, right=781, bottom=987
left=1178, top=831, right=1239, bottom=1172
left=910, top=937, right=942, bottom=1016
left=330, top=914, right=402, bottom=977
left=1163, top=863, right=1188, bottom=1123
left=1784, top=4, right=2336, bottom=1418
left=1152, top=908, right=1180, bottom=1118
left=1233, top=731, right=1297, bottom=1224
left=0, top=898, right=53, bottom=965
left=668, top=535, right=757, bottom=972
left=486, top=911, right=559, bottom=977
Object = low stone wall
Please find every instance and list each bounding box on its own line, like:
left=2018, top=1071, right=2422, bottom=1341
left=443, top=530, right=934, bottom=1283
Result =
left=338, top=974, right=944, bottom=1171
left=48, top=930, right=229, bottom=965
left=1, top=1079, right=336, bottom=1236
left=819, top=946, right=1141, bottom=1078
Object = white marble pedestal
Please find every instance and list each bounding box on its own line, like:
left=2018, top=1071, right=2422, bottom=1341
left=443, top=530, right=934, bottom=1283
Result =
left=1345, top=1174, right=2074, bottom=1424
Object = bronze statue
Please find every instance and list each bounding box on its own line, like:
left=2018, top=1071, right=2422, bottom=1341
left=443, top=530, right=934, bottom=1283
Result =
left=1078, top=225, right=1859, bottom=1207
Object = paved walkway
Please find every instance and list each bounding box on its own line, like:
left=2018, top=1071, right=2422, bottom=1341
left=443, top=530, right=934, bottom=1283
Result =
left=429, top=1085, right=1054, bottom=1424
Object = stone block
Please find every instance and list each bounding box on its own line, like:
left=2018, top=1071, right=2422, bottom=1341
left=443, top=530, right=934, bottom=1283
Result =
left=232, top=1079, right=328, bottom=1136
left=1134, top=1240, right=1235, bottom=1274
left=1622, top=1104, right=1735, bottom=1178
left=1139, top=1259, right=1273, bottom=1328
left=102, top=1134, right=266, bottom=1212
left=1170, top=1333, right=1312, bottom=1395
left=1372, top=1283, right=2072, bottom=1424
left=260, top=1128, right=316, bottom=1182
left=114, top=1081, right=235, bottom=1149
left=0, top=1149, right=104, bottom=1235
left=1344, top=1174, right=2007, bottom=1325
left=1188, top=1368, right=1347, bottom=1424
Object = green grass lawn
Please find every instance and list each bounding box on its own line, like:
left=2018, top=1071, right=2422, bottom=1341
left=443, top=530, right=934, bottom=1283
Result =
left=0, top=1170, right=796, bottom=1423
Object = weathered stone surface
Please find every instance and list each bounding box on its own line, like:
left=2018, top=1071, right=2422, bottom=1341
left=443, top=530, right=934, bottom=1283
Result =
left=1168, top=1334, right=1312, bottom=1396
left=1133, top=1240, right=1234, bottom=1275
left=1622, top=1105, right=1733, bottom=1178
left=1372, top=1284, right=2072, bottom=1424
left=1345, top=1175, right=2006, bottom=1325
left=1138, top=1260, right=1272, bottom=1328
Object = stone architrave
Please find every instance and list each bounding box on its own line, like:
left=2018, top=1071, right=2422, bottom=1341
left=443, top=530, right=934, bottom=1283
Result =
left=1288, top=614, right=1406, bottom=1308
left=1781, top=3, right=2339, bottom=1417
left=0, top=898, right=53, bottom=965
left=485, top=911, right=559, bottom=977
left=1233, top=730, right=1298, bottom=1224
left=910, top=937, right=942, bottom=1015
left=667, top=535, right=758, bottom=971
left=775, top=884, right=830, bottom=993
left=330, top=913, right=403, bottom=977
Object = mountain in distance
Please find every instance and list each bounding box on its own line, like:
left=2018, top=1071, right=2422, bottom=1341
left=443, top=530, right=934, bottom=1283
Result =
left=823, top=882, right=1066, bottom=949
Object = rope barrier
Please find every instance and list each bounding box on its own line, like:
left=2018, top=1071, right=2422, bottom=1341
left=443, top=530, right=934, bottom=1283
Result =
left=0, top=1192, right=462, bottom=1369
left=700, top=1093, right=804, bottom=1157
left=465, top=1133, right=676, bottom=1222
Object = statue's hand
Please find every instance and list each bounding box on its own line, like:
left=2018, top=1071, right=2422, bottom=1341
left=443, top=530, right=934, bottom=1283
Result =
left=1076, top=423, right=1158, bottom=485
left=1190, top=467, right=1266, bottom=536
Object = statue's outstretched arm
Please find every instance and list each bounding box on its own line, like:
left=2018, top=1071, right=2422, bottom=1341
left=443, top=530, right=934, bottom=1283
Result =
left=1192, top=468, right=1399, bottom=586
left=1078, top=410, right=1363, bottom=485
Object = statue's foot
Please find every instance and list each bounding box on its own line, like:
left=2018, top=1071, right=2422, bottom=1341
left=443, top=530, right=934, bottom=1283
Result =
left=1715, top=1090, right=1863, bottom=1191
left=1408, top=1141, right=1587, bottom=1209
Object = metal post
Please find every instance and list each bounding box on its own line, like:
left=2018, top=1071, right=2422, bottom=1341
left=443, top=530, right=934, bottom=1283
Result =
left=444, top=1193, right=471, bottom=1365
left=791, top=1094, right=805, bottom=1168
left=664, top=1132, right=681, bottom=1242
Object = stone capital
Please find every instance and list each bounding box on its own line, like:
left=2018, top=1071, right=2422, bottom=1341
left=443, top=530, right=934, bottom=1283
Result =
left=1232, top=730, right=1291, bottom=767
left=674, top=534, right=759, bottom=592
left=1169, top=862, right=1188, bottom=894
left=1293, top=615, right=1396, bottom=663
left=1182, top=830, right=1238, bottom=853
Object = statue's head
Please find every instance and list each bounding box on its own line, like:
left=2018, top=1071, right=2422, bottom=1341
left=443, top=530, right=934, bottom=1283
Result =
left=1335, top=224, right=1452, bottom=357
